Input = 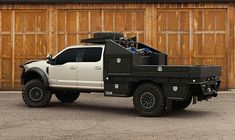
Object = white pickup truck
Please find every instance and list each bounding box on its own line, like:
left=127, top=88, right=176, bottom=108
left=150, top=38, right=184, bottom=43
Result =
left=21, top=32, right=221, bottom=117
left=21, top=45, right=105, bottom=104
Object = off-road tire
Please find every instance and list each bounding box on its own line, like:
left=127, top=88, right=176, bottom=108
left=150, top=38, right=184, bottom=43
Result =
left=22, top=79, right=52, bottom=107
left=55, top=91, right=80, bottom=103
left=93, top=32, right=124, bottom=40
left=172, top=96, right=192, bottom=111
left=133, top=83, right=166, bottom=117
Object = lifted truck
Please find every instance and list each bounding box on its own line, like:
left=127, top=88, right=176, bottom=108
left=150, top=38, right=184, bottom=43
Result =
left=20, top=32, right=221, bottom=117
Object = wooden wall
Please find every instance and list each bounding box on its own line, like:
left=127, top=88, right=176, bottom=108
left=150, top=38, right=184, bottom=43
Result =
left=0, top=3, right=234, bottom=90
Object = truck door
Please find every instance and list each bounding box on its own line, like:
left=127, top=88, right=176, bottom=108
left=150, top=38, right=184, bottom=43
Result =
left=48, top=48, right=81, bottom=88
left=77, top=47, right=104, bottom=90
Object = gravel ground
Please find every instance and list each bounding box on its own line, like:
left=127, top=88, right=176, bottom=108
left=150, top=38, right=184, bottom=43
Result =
left=0, top=92, right=234, bottom=140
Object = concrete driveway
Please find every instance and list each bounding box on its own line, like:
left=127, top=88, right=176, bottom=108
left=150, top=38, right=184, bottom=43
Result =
left=0, top=92, right=234, bottom=140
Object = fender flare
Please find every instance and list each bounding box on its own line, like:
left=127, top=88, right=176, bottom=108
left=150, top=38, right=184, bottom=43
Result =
left=22, top=67, right=49, bottom=87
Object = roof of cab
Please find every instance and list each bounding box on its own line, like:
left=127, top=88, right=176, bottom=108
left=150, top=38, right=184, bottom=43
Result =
left=66, top=44, right=105, bottom=49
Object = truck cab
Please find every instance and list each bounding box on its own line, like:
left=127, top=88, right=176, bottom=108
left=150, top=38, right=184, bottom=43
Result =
left=47, top=45, right=105, bottom=90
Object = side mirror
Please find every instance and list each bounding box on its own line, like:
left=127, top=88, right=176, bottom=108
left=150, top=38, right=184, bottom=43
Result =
left=46, top=54, right=54, bottom=64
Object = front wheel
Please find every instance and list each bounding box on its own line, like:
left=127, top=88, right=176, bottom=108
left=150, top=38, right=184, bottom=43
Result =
left=55, top=91, right=80, bottom=103
left=22, top=79, right=52, bottom=107
left=133, top=83, right=166, bottom=117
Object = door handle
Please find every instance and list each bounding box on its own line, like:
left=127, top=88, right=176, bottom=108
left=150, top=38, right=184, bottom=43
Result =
left=94, top=66, right=101, bottom=70
left=70, top=66, right=76, bottom=70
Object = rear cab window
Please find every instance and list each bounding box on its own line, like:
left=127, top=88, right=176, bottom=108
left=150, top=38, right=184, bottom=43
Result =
left=82, top=47, right=102, bottom=62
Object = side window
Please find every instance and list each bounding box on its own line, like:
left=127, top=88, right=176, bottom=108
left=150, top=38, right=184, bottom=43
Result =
left=55, top=48, right=81, bottom=65
left=82, top=48, right=102, bottom=62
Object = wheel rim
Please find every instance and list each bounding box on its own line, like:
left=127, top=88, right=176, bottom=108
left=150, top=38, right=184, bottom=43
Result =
left=140, top=92, right=156, bottom=109
left=29, top=87, right=43, bottom=102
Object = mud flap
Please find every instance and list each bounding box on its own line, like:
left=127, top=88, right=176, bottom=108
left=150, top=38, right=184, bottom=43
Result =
left=166, top=99, right=172, bottom=111
left=193, top=96, right=197, bottom=104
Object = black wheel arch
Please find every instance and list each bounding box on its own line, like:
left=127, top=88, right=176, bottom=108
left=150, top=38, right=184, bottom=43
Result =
left=129, top=80, right=164, bottom=97
left=22, top=67, right=49, bottom=88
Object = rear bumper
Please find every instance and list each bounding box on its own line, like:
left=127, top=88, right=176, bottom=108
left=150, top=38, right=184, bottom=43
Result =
left=191, top=78, right=221, bottom=101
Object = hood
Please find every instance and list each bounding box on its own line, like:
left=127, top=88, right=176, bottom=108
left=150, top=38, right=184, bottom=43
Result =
left=20, top=60, right=49, bottom=71
left=24, top=60, right=39, bottom=65
left=20, top=60, right=38, bottom=68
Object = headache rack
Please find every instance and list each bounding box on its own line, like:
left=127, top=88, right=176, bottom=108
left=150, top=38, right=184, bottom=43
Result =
left=81, top=33, right=168, bottom=66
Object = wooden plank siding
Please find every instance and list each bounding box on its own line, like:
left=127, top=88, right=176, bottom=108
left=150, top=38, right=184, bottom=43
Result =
left=0, top=3, right=234, bottom=90
left=57, top=9, right=145, bottom=52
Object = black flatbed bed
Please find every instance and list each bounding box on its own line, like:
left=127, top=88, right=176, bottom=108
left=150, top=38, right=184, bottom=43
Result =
left=103, top=39, right=221, bottom=102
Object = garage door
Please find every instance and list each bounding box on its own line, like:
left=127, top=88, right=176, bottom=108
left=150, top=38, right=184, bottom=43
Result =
left=154, top=9, right=227, bottom=89
left=0, top=10, right=48, bottom=90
